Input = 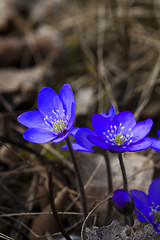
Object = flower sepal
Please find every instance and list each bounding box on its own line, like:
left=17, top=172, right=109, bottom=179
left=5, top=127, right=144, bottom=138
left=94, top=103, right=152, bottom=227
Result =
left=112, top=189, right=135, bottom=215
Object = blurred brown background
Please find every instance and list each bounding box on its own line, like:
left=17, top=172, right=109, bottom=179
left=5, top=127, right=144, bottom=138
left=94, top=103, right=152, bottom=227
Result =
left=0, top=0, right=160, bottom=239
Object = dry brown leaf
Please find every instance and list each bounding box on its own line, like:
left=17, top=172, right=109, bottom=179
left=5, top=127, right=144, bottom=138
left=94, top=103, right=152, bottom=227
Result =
left=0, top=0, right=16, bottom=30
left=0, top=67, right=48, bottom=109
left=29, top=0, right=67, bottom=25
left=29, top=187, right=68, bottom=240
left=0, top=30, right=61, bottom=67
left=75, top=87, right=95, bottom=115
left=0, top=67, right=44, bottom=93
left=29, top=25, right=62, bottom=59
left=111, top=152, right=153, bottom=192
left=37, top=179, right=50, bottom=210
left=0, top=37, right=26, bottom=67
left=0, top=146, right=19, bottom=169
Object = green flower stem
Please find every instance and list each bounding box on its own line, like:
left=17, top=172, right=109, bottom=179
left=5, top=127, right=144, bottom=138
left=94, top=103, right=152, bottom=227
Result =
left=48, top=170, right=72, bottom=240
left=126, top=214, right=134, bottom=226
left=118, top=153, right=134, bottom=226
left=66, top=136, right=88, bottom=220
left=104, top=151, right=113, bottom=193
left=103, top=151, right=113, bottom=224
left=118, top=153, right=128, bottom=191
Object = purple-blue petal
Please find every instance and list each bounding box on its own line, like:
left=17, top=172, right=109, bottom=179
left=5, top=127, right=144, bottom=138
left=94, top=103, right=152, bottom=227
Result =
left=91, top=114, right=111, bottom=140
left=61, top=143, right=95, bottom=152
left=70, top=128, right=81, bottom=137
left=87, top=135, right=109, bottom=150
left=146, top=137, right=160, bottom=152
left=130, top=190, right=150, bottom=222
left=108, top=106, right=115, bottom=120
left=148, top=178, right=160, bottom=206
left=112, top=111, right=136, bottom=135
left=157, top=130, right=160, bottom=138
left=104, top=143, right=128, bottom=152
left=23, top=128, right=56, bottom=144
left=125, top=139, right=152, bottom=152
left=17, top=110, right=44, bottom=129
left=75, top=128, right=95, bottom=149
left=58, top=84, right=75, bottom=119
left=101, top=112, right=109, bottom=118
left=67, top=102, right=76, bottom=130
left=37, top=87, right=63, bottom=118
left=131, top=119, right=153, bottom=143
left=101, top=106, right=115, bottom=121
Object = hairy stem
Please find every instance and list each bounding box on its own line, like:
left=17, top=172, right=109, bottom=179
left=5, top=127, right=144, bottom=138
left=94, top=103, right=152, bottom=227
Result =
left=66, top=136, right=88, bottom=220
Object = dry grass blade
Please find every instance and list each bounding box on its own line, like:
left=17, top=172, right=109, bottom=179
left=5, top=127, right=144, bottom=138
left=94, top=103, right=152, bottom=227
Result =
left=1, top=0, right=160, bottom=238
left=97, top=2, right=119, bottom=113
left=134, top=54, right=160, bottom=119
left=42, top=143, right=74, bottom=172
left=0, top=233, right=15, bottom=240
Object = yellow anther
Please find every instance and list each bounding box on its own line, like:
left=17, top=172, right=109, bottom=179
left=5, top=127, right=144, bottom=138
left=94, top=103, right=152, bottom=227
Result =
left=54, top=120, right=66, bottom=133
left=154, top=211, right=160, bottom=222
left=114, top=134, right=125, bottom=145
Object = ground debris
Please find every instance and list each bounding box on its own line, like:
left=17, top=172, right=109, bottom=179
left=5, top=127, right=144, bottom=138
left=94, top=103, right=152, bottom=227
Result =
left=86, top=220, right=160, bottom=240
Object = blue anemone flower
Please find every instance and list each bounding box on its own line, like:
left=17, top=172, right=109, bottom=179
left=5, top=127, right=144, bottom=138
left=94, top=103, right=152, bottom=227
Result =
left=62, top=106, right=115, bottom=152
left=112, top=189, right=134, bottom=214
left=145, top=130, right=160, bottom=152
left=130, top=178, right=160, bottom=232
left=17, top=84, right=76, bottom=144
left=87, top=109, right=153, bottom=152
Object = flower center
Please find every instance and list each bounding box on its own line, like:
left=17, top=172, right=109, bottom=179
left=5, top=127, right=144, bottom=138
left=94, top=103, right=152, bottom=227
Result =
left=149, top=205, right=160, bottom=230
left=114, top=134, right=126, bottom=145
left=154, top=211, right=160, bottom=223
left=53, top=120, right=66, bottom=133
left=42, top=109, right=68, bottom=134
left=103, top=123, right=133, bottom=147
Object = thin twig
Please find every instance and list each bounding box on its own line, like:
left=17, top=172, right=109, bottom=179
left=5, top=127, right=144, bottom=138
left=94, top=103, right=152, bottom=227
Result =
left=0, top=211, right=84, bottom=218
left=0, top=137, right=72, bottom=172
left=42, top=143, right=74, bottom=172
left=97, top=2, right=119, bottom=113
left=65, top=157, right=104, bottom=213
left=0, top=233, right=15, bottom=240
left=134, top=54, right=160, bottom=119
left=0, top=136, right=43, bottom=162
